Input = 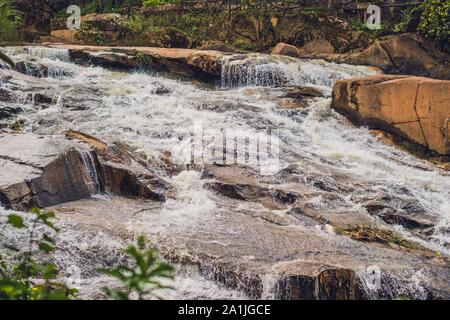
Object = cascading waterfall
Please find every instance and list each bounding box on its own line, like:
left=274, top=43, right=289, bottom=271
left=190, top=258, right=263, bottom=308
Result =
left=1, top=46, right=449, bottom=300
left=77, top=148, right=101, bottom=195
left=221, top=55, right=289, bottom=88
left=220, top=54, right=380, bottom=93
left=3, top=46, right=70, bottom=61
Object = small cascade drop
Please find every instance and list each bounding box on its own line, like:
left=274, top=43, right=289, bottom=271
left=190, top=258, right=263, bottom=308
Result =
left=221, top=54, right=289, bottom=88
left=77, top=148, right=101, bottom=195
left=47, top=66, right=72, bottom=79
left=4, top=47, right=70, bottom=61
left=220, top=54, right=379, bottom=90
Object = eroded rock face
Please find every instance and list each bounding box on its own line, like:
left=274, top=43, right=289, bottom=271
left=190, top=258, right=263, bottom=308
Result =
left=290, top=34, right=450, bottom=80
left=49, top=30, right=80, bottom=44
left=59, top=44, right=227, bottom=81
left=0, top=132, right=172, bottom=210
left=197, top=41, right=243, bottom=53
left=0, top=134, right=92, bottom=210
left=354, top=34, right=450, bottom=80
left=274, top=261, right=361, bottom=300
left=332, top=75, right=450, bottom=155
left=48, top=191, right=450, bottom=300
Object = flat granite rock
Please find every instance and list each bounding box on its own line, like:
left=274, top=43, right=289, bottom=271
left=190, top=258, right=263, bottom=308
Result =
left=0, top=132, right=172, bottom=210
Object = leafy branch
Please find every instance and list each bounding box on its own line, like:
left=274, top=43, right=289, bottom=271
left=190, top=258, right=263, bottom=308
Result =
left=99, top=235, right=175, bottom=300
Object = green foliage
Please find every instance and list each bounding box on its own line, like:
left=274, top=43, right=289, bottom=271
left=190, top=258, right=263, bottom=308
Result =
left=396, top=0, right=449, bottom=50
left=143, top=0, right=180, bottom=6
left=1, top=209, right=175, bottom=300
left=0, top=0, right=22, bottom=41
left=99, top=235, right=174, bottom=300
left=122, top=13, right=152, bottom=33
left=0, top=208, right=77, bottom=300
left=395, top=5, right=421, bottom=33
left=349, top=16, right=394, bottom=38
left=418, top=0, right=450, bottom=47
left=335, top=225, right=419, bottom=249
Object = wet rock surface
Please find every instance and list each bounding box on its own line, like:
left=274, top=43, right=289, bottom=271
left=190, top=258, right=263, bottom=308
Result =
left=0, top=132, right=172, bottom=210
left=48, top=193, right=449, bottom=300
left=0, top=46, right=449, bottom=300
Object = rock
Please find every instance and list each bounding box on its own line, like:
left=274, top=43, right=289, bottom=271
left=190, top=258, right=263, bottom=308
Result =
left=57, top=44, right=228, bottom=81
left=277, top=98, right=309, bottom=109
left=0, top=132, right=172, bottom=210
left=65, top=129, right=107, bottom=154
left=0, top=134, right=95, bottom=210
left=332, top=75, right=450, bottom=155
left=15, top=61, right=49, bottom=78
left=49, top=30, right=80, bottom=44
left=68, top=49, right=140, bottom=69
left=0, top=60, right=10, bottom=70
left=49, top=193, right=450, bottom=300
left=15, top=60, right=72, bottom=79
left=298, top=34, right=450, bottom=80
left=373, top=34, right=449, bottom=79
left=300, top=39, right=335, bottom=54
left=197, top=41, right=242, bottom=53
left=281, top=86, right=325, bottom=99
left=271, top=42, right=300, bottom=58
left=0, top=68, right=57, bottom=105
left=0, top=106, right=23, bottom=120
left=81, top=13, right=125, bottom=32
left=274, top=261, right=361, bottom=299
left=276, top=86, right=324, bottom=110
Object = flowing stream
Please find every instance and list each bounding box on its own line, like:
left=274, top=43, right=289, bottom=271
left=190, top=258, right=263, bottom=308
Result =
left=1, top=47, right=449, bottom=299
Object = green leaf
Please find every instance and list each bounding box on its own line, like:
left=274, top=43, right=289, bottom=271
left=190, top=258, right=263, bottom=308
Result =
left=7, top=214, right=24, bottom=228
left=101, top=287, right=129, bottom=300
left=42, top=263, right=58, bottom=280
left=38, top=242, right=54, bottom=253
left=137, top=235, right=146, bottom=250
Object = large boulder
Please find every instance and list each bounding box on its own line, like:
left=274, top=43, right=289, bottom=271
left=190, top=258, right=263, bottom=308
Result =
left=271, top=42, right=300, bottom=58
left=0, top=132, right=172, bottom=211
left=297, top=34, right=450, bottom=80
left=352, top=34, right=450, bottom=80
left=332, top=75, right=450, bottom=155
left=55, top=44, right=227, bottom=81
left=49, top=30, right=80, bottom=44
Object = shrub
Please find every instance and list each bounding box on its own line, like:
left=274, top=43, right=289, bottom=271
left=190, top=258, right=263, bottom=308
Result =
left=0, top=209, right=175, bottom=300
left=99, top=235, right=174, bottom=300
left=0, top=209, right=77, bottom=300
left=418, top=0, right=450, bottom=48
left=397, top=0, right=449, bottom=50
left=0, top=0, right=22, bottom=41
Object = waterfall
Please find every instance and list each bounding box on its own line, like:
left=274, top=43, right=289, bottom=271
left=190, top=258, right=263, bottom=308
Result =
left=4, top=46, right=70, bottom=62
left=221, top=54, right=289, bottom=88
left=220, top=54, right=380, bottom=91
left=2, top=46, right=449, bottom=300
left=47, top=65, right=72, bottom=79
left=77, top=148, right=101, bottom=195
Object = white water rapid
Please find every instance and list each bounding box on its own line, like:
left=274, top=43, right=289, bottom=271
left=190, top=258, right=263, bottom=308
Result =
left=1, top=46, right=449, bottom=299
